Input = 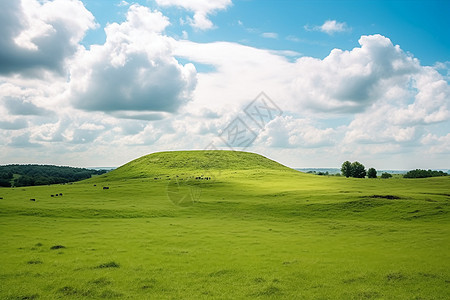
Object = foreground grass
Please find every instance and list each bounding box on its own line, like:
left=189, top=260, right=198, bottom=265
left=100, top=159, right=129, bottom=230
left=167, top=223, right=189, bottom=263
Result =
left=0, top=152, right=449, bottom=299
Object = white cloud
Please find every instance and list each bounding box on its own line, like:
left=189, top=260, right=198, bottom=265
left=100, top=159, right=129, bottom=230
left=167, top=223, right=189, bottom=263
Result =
left=306, top=20, right=349, bottom=35
left=79, top=123, right=105, bottom=131
left=0, top=0, right=96, bottom=76
left=320, top=20, right=348, bottom=34
left=174, top=33, right=449, bottom=164
left=69, top=4, right=197, bottom=118
left=257, top=116, right=336, bottom=148
left=421, top=133, right=450, bottom=154
left=174, top=39, right=296, bottom=119
left=290, top=34, right=421, bottom=113
left=155, top=0, right=232, bottom=30
left=117, top=1, right=129, bottom=7
left=261, top=32, right=278, bottom=39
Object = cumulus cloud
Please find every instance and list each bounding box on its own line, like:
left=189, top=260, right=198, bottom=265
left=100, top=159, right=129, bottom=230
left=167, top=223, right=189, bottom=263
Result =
left=391, top=67, right=450, bottom=125
left=176, top=33, right=449, bottom=160
left=291, top=34, right=421, bottom=113
left=339, top=43, right=449, bottom=148
left=70, top=4, right=197, bottom=118
left=0, top=0, right=96, bottom=76
left=344, top=105, right=420, bottom=145
left=305, top=20, right=350, bottom=35
left=155, top=0, right=232, bottom=30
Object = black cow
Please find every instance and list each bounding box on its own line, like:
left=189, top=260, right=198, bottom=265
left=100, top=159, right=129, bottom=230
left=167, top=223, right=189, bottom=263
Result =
left=30, top=199, right=36, bottom=201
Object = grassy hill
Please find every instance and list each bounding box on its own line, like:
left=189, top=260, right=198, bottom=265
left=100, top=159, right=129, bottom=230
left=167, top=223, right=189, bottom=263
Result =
left=98, top=150, right=296, bottom=180
left=0, top=151, right=449, bottom=299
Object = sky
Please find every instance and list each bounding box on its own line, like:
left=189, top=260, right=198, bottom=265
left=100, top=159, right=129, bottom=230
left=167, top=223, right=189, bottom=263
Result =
left=0, top=0, right=449, bottom=169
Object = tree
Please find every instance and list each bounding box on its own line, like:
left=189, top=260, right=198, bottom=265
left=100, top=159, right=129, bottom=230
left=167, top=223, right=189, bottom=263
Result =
left=0, top=178, right=11, bottom=187
left=341, top=161, right=352, bottom=178
left=367, top=168, right=377, bottom=178
left=381, top=172, right=392, bottom=179
left=351, top=161, right=366, bottom=178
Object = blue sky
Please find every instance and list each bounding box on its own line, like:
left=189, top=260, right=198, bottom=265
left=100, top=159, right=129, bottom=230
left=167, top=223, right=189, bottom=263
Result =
left=81, top=0, right=450, bottom=65
left=0, top=0, right=449, bottom=169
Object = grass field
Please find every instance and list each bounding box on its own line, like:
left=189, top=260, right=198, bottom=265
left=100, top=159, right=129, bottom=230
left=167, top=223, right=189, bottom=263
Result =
left=0, top=151, right=449, bottom=299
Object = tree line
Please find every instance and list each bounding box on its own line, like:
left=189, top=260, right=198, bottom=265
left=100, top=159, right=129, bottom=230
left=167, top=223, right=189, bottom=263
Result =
left=0, top=165, right=108, bottom=187
left=403, top=169, right=448, bottom=178
left=340, top=161, right=448, bottom=179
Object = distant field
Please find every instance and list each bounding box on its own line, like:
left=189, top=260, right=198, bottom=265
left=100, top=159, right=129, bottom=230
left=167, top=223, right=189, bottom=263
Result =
left=0, top=151, right=449, bottom=299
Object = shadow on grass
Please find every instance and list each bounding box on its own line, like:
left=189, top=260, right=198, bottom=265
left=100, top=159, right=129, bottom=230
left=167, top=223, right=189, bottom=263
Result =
left=94, top=261, right=120, bottom=269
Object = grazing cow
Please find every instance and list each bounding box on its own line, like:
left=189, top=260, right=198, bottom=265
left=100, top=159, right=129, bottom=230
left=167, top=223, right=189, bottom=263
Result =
left=30, top=199, right=35, bottom=201
left=103, top=187, right=109, bottom=190
left=55, top=194, right=58, bottom=197
left=0, top=197, right=3, bottom=199
left=94, top=184, right=96, bottom=186
left=59, top=193, right=63, bottom=196
left=51, top=195, right=54, bottom=197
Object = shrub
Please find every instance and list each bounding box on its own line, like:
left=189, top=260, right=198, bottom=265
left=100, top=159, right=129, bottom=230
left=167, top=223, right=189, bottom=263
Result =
left=380, top=172, right=392, bottom=179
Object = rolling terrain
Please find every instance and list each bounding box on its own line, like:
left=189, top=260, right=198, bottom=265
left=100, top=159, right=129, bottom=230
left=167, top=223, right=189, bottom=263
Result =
left=0, top=151, right=449, bottom=299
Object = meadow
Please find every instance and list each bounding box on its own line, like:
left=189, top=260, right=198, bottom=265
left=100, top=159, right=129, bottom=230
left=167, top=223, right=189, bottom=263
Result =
left=0, top=151, right=449, bottom=299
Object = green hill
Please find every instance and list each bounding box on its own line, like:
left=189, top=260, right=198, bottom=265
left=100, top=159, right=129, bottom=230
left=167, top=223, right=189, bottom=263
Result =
left=99, top=150, right=297, bottom=181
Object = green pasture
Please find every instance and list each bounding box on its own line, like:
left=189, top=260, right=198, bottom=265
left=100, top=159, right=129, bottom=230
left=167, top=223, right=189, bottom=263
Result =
left=0, top=151, right=449, bottom=299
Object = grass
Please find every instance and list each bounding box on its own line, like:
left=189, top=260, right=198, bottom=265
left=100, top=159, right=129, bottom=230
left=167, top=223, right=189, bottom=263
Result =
left=0, top=150, right=449, bottom=299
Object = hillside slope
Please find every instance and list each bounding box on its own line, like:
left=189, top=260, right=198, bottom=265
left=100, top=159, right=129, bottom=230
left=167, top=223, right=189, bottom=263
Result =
left=98, top=150, right=297, bottom=181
